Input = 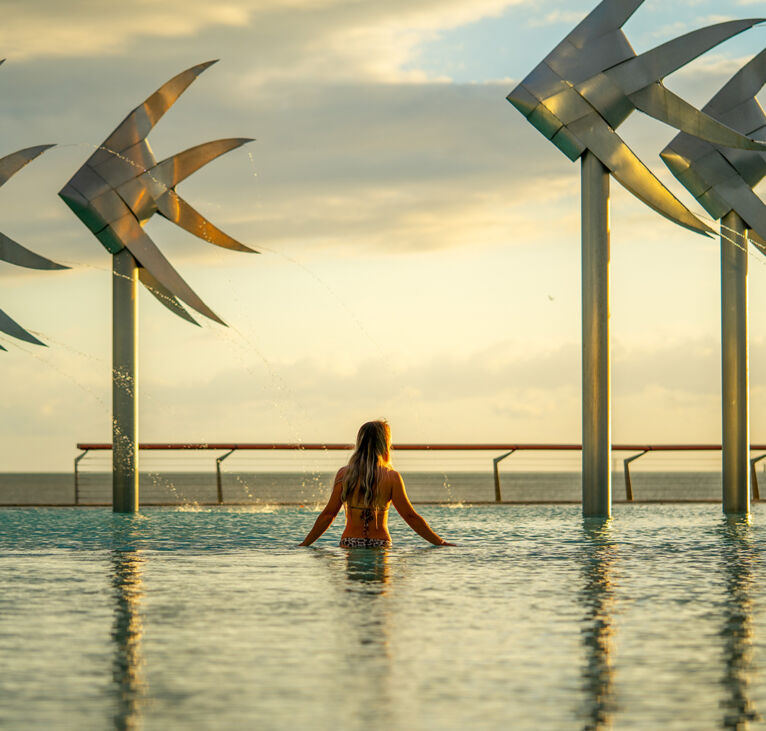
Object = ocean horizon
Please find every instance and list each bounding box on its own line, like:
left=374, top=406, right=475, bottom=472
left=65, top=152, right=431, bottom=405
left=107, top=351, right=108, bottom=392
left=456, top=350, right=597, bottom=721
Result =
left=0, top=470, right=743, bottom=506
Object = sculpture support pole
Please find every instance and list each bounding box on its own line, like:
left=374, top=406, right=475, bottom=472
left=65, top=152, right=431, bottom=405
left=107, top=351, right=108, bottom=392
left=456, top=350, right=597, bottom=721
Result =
left=581, top=151, right=611, bottom=518
left=113, top=249, right=139, bottom=513
left=721, top=211, right=749, bottom=515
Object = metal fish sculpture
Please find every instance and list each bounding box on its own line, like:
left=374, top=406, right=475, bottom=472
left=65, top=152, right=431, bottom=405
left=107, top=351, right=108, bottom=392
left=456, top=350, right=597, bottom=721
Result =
left=0, top=141, right=67, bottom=350
left=661, top=48, right=766, bottom=249
left=506, top=0, right=766, bottom=235
left=59, top=60, right=256, bottom=326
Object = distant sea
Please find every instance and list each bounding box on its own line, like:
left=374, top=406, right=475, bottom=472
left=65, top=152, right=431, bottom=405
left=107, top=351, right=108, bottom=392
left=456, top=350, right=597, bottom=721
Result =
left=0, top=471, right=736, bottom=505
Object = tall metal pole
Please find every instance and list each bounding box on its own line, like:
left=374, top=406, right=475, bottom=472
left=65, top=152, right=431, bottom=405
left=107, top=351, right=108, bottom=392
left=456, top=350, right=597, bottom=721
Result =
left=113, top=249, right=139, bottom=513
left=581, top=151, right=611, bottom=518
left=721, top=211, right=749, bottom=515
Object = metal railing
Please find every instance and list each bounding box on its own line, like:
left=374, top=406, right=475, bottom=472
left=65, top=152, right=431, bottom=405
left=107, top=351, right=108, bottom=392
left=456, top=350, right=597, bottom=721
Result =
left=74, top=442, right=766, bottom=505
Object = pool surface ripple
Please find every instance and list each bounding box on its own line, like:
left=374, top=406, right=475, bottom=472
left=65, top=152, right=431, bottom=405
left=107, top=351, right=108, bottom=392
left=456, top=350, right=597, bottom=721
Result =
left=1, top=504, right=764, bottom=729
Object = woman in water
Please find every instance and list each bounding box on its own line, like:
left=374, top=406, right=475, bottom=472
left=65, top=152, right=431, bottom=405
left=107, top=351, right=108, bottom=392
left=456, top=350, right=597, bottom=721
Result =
left=300, top=420, right=455, bottom=547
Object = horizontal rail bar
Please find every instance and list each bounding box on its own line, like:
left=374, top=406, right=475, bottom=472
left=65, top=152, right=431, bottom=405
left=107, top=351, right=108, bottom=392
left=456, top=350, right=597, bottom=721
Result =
left=76, top=443, right=583, bottom=451
left=76, top=442, right=766, bottom=452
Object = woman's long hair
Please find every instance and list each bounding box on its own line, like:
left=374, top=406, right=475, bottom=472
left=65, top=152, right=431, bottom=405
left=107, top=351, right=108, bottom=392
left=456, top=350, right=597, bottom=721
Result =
left=342, top=421, right=391, bottom=507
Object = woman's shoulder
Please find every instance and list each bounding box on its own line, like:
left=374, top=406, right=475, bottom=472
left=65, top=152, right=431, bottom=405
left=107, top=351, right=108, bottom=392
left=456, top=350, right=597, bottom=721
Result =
left=334, top=465, right=348, bottom=485
left=380, top=465, right=403, bottom=483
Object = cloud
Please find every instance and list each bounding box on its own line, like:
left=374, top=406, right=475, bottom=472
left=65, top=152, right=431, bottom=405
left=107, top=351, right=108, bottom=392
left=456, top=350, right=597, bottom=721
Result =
left=0, top=1, right=252, bottom=60
left=0, top=1, right=736, bottom=268
left=186, top=335, right=727, bottom=408
left=0, top=77, right=575, bottom=261
left=527, top=10, right=586, bottom=28
left=5, top=325, right=766, bottom=469
left=132, top=334, right=766, bottom=445
left=1, top=0, right=760, bottom=476
left=0, top=0, right=524, bottom=85
left=651, top=16, right=739, bottom=39
left=139, top=336, right=723, bottom=430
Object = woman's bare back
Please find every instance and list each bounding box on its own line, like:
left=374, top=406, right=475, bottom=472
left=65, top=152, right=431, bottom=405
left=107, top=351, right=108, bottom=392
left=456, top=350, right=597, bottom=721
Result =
left=340, top=465, right=397, bottom=542
left=299, top=462, right=454, bottom=547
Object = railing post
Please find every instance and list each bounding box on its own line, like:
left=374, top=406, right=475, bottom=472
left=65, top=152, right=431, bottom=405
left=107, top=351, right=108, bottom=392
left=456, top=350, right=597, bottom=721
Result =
left=749, top=453, right=766, bottom=501
left=492, top=450, right=515, bottom=502
left=623, top=450, right=648, bottom=502
left=216, top=449, right=236, bottom=504
left=73, top=449, right=89, bottom=506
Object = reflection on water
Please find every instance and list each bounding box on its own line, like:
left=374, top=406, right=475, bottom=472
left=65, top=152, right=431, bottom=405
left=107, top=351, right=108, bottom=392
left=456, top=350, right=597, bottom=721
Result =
left=344, top=547, right=391, bottom=593
left=9, top=506, right=766, bottom=729
left=719, top=518, right=760, bottom=729
left=110, top=526, right=146, bottom=730
left=580, top=520, right=618, bottom=730
left=340, top=548, right=393, bottom=727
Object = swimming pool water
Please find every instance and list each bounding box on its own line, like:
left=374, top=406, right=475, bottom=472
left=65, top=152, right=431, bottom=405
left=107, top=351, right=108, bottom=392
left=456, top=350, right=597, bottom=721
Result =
left=1, top=504, right=764, bottom=729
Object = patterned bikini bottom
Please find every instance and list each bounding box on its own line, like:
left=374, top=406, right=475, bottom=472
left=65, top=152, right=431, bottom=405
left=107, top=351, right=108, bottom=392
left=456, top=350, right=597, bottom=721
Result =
left=339, top=537, right=391, bottom=549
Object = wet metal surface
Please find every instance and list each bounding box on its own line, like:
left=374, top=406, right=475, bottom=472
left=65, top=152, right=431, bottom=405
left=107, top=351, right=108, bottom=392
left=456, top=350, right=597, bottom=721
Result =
left=662, top=52, right=766, bottom=512
left=581, top=152, right=611, bottom=517
left=59, top=60, right=256, bottom=326
left=662, top=48, right=766, bottom=245
left=507, top=0, right=765, bottom=233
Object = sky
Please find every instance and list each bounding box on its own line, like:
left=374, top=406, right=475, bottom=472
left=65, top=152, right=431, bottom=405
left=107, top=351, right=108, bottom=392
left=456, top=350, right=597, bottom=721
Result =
left=0, top=0, right=765, bottom=471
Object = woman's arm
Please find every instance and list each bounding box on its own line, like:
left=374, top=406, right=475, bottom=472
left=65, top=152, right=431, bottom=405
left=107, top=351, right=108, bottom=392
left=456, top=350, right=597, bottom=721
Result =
left=299, top=470, right=344, bottom=546
left=391, top=472, right=455, bottom=546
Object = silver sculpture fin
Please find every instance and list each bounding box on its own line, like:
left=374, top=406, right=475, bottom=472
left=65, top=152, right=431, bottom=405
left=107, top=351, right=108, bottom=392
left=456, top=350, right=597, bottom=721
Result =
left=151, top=138, right=258, bottom=252
left=749, top=229, right=766, bottom=255
left=0, top=145, right=55, bottom=187
left=152, top=138, right=254, bottom=188
left=630, top=85, right=766, bottom=152
left=569, top=114, right=713, bottom=235
left=612, top=20, right=764, bottom=96
left=155, top=193, right=253, bottom=252
left=138, top=268, right=199, bottom=326
left=705, top=48, right=766, bottom=115
left=508, top=0, right=765, bottom=235
left=617, top=20, right=766, bottom=151
left=0, top=233, right=69, bottom=270
left=0, top=307, right=45, bottom=346
left=101, top=61, right=218, bottom=160
left=0, top=140, right=64, bottom=348
left=114, top=214, right=226, bottom=325
left=566, top=0, right=642, bottom=46
left=661, top=48, right=766, bottom=243
left=59, top=61, right=254, bottom=326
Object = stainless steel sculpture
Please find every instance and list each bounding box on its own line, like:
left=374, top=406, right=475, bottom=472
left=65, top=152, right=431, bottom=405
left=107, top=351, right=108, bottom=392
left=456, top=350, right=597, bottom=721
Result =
left=0, top=139, right=67, bottom=349
left=662, top=49, right=766, bottom=514
left=507, top=0, right=765, bottom=517
left=59, top=60, right=256, bottom=512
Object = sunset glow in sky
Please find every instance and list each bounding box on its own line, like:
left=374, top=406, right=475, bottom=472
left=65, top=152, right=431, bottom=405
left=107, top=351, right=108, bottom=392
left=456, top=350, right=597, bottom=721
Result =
left=1, top=0, right=765, bottom=470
